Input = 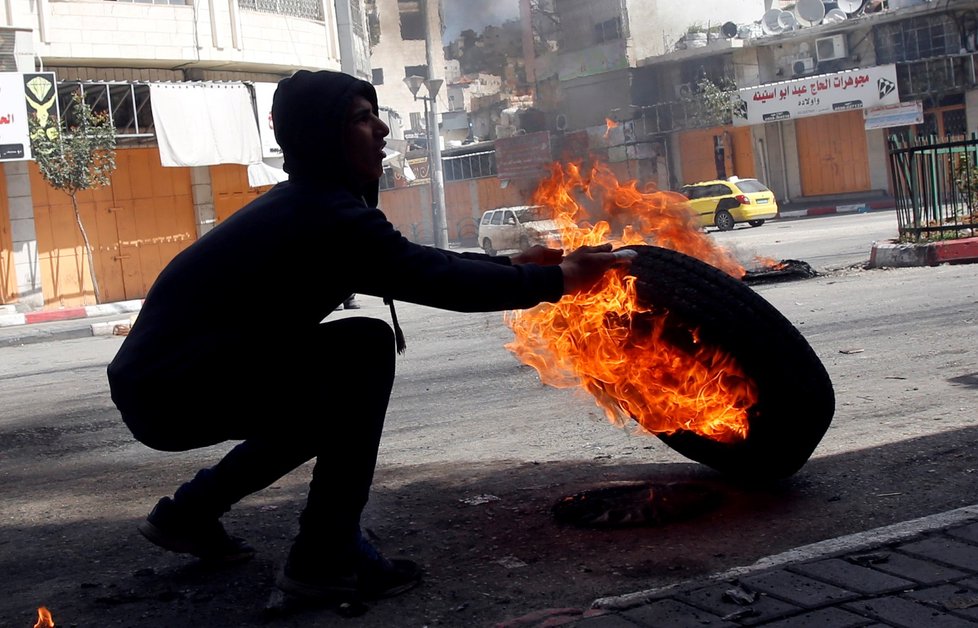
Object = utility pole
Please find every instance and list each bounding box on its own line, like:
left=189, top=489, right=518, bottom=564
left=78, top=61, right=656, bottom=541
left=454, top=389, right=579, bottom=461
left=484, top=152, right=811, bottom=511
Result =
left=424, top=0, right=449, bottom=249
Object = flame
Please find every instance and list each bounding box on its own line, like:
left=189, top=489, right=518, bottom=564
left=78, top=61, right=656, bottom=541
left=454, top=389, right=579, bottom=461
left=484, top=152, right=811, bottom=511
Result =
left=604, top=118, right=618, bottom=139
left=504, top=161, right=757, bottom=443
left=753, top=255, right=787, bottom=271
left=34, top=607, right=54, bottom=628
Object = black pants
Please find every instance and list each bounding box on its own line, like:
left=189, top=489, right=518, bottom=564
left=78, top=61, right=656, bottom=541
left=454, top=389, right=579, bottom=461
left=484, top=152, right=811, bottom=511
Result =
left=119, top=317, right=396, bottom=553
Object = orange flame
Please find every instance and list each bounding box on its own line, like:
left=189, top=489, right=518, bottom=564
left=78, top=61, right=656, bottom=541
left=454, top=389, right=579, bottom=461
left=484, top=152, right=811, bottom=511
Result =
left=604, top=118, right=619, bottom=139
left=504, top=161, right=756, bottom=442
left=753, top=255, right=787, bottom=271
left=34, top=607, right=54, bottom=628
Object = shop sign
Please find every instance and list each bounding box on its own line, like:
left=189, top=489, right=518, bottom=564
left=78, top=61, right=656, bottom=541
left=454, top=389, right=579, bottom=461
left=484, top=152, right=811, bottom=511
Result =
left=732, top=64, right=900, bottom=126
left=5, top=72, right=58, bottom=162
left=863, top=100, right=924, bottom=130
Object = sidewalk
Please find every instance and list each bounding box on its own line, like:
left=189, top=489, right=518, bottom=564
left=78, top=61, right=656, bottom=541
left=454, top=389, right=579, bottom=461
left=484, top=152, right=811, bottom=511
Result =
left=776, top=192, right=896, bottom=219
left=503, top=504, right=978, bottom=627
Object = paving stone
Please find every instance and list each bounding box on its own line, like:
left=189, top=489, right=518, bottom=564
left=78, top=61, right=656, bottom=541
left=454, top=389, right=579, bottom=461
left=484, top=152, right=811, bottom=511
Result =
left=673, top=581, right=801, bottom=624
left=948, top=523, right=978, bottom=545
left=906, top=583, right=978, bottom=620
left=789, top=558, right=914, bottom=594
left=860, top=551, right=968, bottom=584
left=738, top=569, right=860, bottom=607
left=899, top=537, right=978, bottom=575
left=843, top=595, right=978, bottom=627
left=621, top=598, right=737, bottom=627
left=758, top=607, right=876, bottom=627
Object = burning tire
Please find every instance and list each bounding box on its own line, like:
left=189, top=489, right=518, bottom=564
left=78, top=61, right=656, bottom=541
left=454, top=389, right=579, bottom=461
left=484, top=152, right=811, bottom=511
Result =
left=624, top=245, right=834, bottom=480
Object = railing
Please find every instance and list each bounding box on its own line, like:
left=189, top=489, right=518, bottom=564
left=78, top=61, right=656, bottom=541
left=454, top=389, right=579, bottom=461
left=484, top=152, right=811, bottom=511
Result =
left=887, top=133, right=978, bottom=242
left=238, top=0, right=323, bottom=21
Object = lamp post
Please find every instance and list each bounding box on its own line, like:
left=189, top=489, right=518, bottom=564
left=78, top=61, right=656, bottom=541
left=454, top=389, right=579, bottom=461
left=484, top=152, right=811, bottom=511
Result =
left=404, top=75, right=449, bottom=249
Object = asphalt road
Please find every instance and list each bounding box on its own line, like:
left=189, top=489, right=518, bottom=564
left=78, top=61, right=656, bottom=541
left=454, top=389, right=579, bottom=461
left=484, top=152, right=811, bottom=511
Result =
left=5, top=210, right=978, bottom=627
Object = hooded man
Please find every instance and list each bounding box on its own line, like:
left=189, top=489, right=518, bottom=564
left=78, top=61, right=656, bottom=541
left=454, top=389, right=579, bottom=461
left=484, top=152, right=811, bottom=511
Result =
left=107, top=69, right=623, bottom=602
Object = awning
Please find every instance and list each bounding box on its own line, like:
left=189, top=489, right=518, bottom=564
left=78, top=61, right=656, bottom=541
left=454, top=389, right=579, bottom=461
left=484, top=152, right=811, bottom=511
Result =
left=150, top=82, right=262, bottom=167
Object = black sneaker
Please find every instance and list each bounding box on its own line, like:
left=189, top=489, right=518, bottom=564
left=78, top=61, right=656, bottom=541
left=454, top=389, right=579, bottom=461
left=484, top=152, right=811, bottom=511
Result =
left=137, top=497, right=255, bottom=563
left=276, top=536, right=421, bottom=601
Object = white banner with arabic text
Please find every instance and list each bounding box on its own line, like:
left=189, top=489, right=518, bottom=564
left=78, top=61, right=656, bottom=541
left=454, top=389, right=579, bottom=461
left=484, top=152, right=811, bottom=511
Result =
left=732, top=64, right=900, bottom=127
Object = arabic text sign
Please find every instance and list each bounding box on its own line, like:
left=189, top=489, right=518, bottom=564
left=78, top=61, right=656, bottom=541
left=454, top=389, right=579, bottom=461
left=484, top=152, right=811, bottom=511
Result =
left=732, top=64, right=900, bottom=126
left=864, top=100, right=923, bottom=130
left=495, top=131, right=552, bottom=180
left=0, top=72, right=34, bottom=161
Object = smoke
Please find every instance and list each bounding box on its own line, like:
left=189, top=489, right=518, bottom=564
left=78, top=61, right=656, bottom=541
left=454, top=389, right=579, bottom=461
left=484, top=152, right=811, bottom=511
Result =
left=442, top=0, right=520, bottom=42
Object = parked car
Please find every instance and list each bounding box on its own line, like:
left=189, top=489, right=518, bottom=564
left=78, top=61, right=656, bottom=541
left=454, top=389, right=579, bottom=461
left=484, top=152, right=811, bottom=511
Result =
left=477, top=205, right=561, bottom=255
left=679, top=177, right=779, bottom=231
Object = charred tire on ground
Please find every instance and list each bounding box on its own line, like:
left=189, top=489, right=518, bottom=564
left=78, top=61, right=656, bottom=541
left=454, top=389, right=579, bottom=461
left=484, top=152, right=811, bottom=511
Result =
left=482, top=238, right=496, bottom=256
left=623, top=245, right=834, bottom=481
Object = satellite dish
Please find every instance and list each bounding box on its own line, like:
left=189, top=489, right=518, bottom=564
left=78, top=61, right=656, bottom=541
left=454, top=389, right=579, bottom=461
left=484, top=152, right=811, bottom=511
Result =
left=778, top=12, right=798, bottom=31
left=837, top=0, right=865, bottom=13
left=795, top=0, right=826, bottom=26
left=721, top=21, right=739, bottom=38
left=761, top=9, right=784, bottom=35
left=823, top=8, right=847, bottom=23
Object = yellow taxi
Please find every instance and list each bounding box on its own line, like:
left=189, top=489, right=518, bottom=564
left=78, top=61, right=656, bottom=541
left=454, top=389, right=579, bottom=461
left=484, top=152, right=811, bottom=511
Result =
left=679, top=177, right=779, bottom=231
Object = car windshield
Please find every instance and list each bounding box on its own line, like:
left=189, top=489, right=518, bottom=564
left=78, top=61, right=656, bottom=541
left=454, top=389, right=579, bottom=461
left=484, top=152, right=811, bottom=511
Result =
left=513, top=206, right=551, bottom=222
left=734, top=179, right=769, bottom=193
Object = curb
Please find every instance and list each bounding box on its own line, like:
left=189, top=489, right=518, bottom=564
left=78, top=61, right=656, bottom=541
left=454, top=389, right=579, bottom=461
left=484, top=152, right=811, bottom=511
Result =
left=589, top=504, right=978, bottom=613
left=0, top=299, right=142, bottom=328
left=778, top=199, right=895, bottom=219
left=870, top=236, right=978, bottom=268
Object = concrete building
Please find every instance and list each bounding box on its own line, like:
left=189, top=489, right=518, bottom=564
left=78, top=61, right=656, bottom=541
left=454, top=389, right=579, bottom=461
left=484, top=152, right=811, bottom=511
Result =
left=364, top=0, right=446, bottom=136
left=0, top=0, right=363, bottom=309
left=523, top=0, right=978, bottom=206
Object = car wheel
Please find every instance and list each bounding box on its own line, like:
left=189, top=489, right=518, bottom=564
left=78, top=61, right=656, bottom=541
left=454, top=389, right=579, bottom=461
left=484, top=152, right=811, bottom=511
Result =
left=621, top=245, right=835, bottom=480
left=748, top=219, right=765, bottom=227
left=714, top=209, right=735, bottom=231
left=482, top=238, right=496, bottom=256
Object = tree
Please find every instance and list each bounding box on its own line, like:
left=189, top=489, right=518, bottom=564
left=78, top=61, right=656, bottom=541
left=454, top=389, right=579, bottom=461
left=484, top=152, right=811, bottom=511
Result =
left=29, top=91, right=117, bottom=304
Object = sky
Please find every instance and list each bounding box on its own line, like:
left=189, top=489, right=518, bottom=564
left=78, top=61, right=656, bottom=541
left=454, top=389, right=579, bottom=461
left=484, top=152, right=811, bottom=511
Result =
left=441, top=0, right=521, bottom=42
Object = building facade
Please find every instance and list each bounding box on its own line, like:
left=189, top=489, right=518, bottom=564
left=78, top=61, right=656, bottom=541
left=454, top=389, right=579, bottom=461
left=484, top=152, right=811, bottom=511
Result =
left=0, top=0, right=360, bottom=310
left=525, top=0, right=978, bottom=207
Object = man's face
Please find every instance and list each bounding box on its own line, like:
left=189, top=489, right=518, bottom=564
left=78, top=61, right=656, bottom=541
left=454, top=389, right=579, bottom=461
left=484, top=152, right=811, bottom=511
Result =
left=344, top=95, right=390, bottom=186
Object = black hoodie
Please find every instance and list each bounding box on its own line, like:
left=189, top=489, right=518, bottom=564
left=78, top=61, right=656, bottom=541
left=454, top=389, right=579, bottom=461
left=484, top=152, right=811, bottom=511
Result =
left=107, top=70, right=564, bottom=407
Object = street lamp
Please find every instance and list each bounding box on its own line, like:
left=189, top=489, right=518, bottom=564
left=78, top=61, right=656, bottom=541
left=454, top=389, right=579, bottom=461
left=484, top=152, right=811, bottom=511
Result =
left=404, top=74, right=448, bottom=249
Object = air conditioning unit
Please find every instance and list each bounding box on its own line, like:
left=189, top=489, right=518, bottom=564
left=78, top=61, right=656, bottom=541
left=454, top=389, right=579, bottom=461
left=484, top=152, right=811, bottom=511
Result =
left=675, top=82, right=695, bottom=100
left=792, top=57, right=816, bottom=76
left=815, top=34, right=847, bottom=62
left=554, top=112, right=568, bottom=132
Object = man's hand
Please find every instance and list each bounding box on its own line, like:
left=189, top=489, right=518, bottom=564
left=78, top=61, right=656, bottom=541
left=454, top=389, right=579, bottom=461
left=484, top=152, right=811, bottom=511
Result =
left=511, top=245, right=563, bottom=266
left=558, top=244, right=635, bottom=294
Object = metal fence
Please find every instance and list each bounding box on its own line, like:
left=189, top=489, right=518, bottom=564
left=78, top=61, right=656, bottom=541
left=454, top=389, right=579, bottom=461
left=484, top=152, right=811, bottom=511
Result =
left=888, top=133, right=978, bottom=242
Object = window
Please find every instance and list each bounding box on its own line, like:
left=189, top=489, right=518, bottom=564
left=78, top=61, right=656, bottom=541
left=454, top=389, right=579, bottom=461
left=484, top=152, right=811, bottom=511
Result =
left=490, top=211, right=504, bottom=226
left=481, top=212, right=493, bottom=225
left=57, top=81, right=155, bottom=139
left=371, top=68, right=384, bottom=85
left=443, top=150, right=496, bottom=181
left=503, top=211, right=517, bottom=225
left=735, top=180, right=769, bottom=193
left=874, top=16, right=957, bottom=63
left=112, top=0, right=188, bottom=5
left=398, top=0, right=425, bottom=40
left=594, top=17, right=622, bottom=44
left=404, top=65, right=428, bottom=79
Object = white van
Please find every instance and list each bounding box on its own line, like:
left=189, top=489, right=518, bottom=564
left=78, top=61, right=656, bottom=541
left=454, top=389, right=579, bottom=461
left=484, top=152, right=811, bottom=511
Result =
left=477, top=205, right=561, bottom=256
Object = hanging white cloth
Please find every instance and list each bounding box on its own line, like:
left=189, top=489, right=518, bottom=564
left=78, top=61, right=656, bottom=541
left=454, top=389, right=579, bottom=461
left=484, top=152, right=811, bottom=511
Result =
left=150, top=82, right=262, bottom=167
